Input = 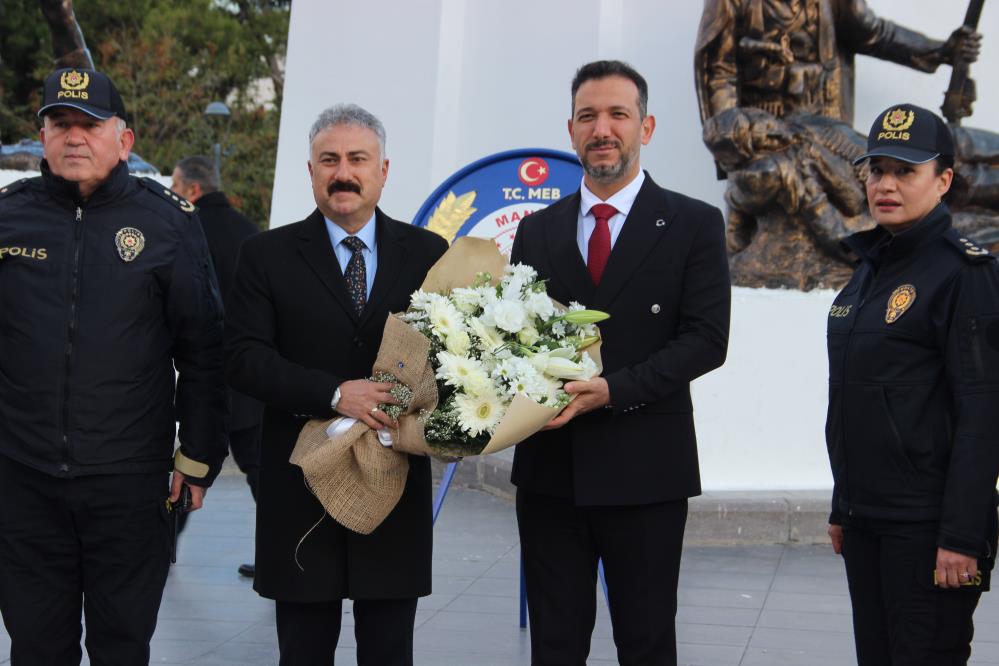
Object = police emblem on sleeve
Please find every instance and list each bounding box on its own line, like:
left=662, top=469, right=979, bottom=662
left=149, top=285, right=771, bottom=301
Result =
left=115, top=227, right=145, bottom=262
left=885, top=284, right=916, bottom=324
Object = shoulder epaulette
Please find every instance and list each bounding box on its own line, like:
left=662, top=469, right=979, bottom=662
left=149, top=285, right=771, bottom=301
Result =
left=944, top=229, right=995, bottom=264
left=0, top=179, right=30, bottom=200
left=137, top=177, right=197, bottom=215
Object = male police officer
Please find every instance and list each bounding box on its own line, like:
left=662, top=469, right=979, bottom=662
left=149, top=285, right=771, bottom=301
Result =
left=0, top=68, right=227, bottom=664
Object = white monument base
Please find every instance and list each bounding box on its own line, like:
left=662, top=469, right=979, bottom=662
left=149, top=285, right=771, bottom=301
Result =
left=694, top=286, right=837, bottom=491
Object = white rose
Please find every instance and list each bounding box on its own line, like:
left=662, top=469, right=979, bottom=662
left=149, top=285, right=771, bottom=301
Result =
left=486, top=300, right=527, bottom=334
left=525, top=292, right=556, bottom=320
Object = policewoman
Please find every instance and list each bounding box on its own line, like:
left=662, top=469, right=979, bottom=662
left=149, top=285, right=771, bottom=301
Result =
left=0, top=69, right=227, bottom=663
left=826, top=103, right=999, bottom=665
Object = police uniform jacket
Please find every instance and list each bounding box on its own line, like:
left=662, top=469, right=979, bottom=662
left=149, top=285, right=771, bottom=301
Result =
left=0, top=160, right=227, bottom=485
left=826, top=203, right=999, bottom=557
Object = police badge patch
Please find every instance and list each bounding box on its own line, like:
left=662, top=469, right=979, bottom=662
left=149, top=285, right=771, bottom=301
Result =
left=115, top=227, right=145, bottom=262
left=885, top=284, right=916, bottom=324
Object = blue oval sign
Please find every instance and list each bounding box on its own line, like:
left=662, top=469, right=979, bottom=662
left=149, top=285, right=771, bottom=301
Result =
left=414, top=148, right=582, bottom=257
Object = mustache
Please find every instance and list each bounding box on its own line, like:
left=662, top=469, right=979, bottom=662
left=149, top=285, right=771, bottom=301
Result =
left=327, top=180, right=361, bottom=195
left=585, top=139, right=621, bottom=152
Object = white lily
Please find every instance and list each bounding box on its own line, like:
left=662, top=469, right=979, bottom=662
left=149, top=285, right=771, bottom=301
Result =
left=544, top=356, right=587, bottom=380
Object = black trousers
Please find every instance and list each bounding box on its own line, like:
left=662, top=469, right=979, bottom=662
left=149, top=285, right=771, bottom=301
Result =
left=275, top=597, right=418, bottom=665
left=842, top=517, right=989, bottom=666
left=517, top=489, right=688, bottom=666
left=0, top=454, right=171, bottom=666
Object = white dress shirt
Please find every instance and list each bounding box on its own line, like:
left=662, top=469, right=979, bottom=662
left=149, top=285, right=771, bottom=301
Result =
left=576, top=170, right=646, bottom=264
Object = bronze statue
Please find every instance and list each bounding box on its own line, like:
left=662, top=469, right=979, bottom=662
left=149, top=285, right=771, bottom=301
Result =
left=39, top=0, right=93, bottom=69
left=0, top=0, right=92, bottom=164
left=696, top=0, right=998, bottom=290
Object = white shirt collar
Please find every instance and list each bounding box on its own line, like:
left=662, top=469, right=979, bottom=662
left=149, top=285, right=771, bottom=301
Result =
left=579, top=170, right=646, bottom=218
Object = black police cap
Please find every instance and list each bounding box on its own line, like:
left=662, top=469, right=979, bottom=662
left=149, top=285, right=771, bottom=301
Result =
left=853, top=103, right=954, bottom=166
left=37, top=68, right=127, bottom=121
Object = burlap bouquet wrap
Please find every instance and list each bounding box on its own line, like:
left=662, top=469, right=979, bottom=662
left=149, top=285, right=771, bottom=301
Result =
left=289, top=314, right=439, bottom=535
left=287, top=238, right=596, bottom=536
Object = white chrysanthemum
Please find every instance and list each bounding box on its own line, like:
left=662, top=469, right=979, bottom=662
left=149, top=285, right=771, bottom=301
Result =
left=454, top=389, right=505, bottom=437
left=469, top=317, right=504, bottom=352
left=524, top=291, right=556, bottom=320
left=445, top=330, right=471, bottom=356
left=517, top=325, right=540, bottom=346
left=428, top=298, right=465, bottom=341
left=476, top=285, right=499, bottom=308
left=483, top=299, right=527, bottom=334
left=450, top=287, right=483, bottom=314
left=436, top=352, right=492, bottom=394
left=491, top=357, right=544, bottom=398
left=506, top=263, right=537, bottom=282
left=537, top=376, right=565, bottom=405
left=408, top=290, right=439, bottom=315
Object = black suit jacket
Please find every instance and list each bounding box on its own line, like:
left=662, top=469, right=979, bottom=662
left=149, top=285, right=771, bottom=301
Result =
left=196, top=191, right=262, bottom=431
left=225, top=208, right=448, bottom=602
left=510, top=173, right=731, bottom=505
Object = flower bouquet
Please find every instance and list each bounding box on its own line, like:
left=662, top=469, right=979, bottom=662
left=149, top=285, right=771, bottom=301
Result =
left=290, top=237, right=607, bottom=534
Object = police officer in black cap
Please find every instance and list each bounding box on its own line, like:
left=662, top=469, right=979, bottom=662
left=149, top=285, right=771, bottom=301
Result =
left=0, top=68, right=227, bottom=664
left=826, top=103, right=999, bottom=665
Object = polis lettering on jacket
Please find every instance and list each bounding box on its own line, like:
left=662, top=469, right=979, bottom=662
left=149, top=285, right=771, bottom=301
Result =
left=0, top=247, right=48, bottom=260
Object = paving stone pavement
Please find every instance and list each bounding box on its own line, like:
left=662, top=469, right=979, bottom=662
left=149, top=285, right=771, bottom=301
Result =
left=2, top=476, right=998, bottom=665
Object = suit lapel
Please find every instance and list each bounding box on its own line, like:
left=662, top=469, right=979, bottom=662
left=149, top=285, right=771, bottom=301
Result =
left=360, top=209, right=408, bottom=326
left=592, top=174, right=673, bottom=309
left=543, top=191, right=596, bottom=304
left=297, top=210, right=359, bottom=322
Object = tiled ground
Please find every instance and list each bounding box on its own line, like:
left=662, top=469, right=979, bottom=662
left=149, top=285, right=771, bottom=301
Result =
left=1, top=476, right=998, bottom=665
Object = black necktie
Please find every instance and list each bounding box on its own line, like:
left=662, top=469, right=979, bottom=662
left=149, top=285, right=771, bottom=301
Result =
left=342, top=236, right=367, bottom=314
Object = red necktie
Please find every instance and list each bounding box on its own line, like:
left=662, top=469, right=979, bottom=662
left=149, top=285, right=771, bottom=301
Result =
left=587, top=203, right=617, bottom=285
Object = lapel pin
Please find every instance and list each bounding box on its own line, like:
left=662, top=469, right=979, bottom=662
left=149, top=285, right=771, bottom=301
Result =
left=655, top=219, right=666, bottom=227
left=651, top=304, right=661, bottom=314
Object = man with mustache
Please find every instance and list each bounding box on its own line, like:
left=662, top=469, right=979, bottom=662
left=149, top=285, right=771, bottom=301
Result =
left=225, top=103, right=447, bottom=665
left=511, top=60, right=732, bottom=665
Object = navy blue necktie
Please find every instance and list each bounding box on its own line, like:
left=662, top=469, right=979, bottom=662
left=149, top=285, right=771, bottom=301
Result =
left=342, top=236, right=367, bottom=314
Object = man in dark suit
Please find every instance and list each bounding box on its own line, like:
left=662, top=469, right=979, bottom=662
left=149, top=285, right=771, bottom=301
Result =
left=171, top=155, right=262, bottom=577
left=511, top=60, right=731, bottom=665
left=225, top=104, right=448, bottom=665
